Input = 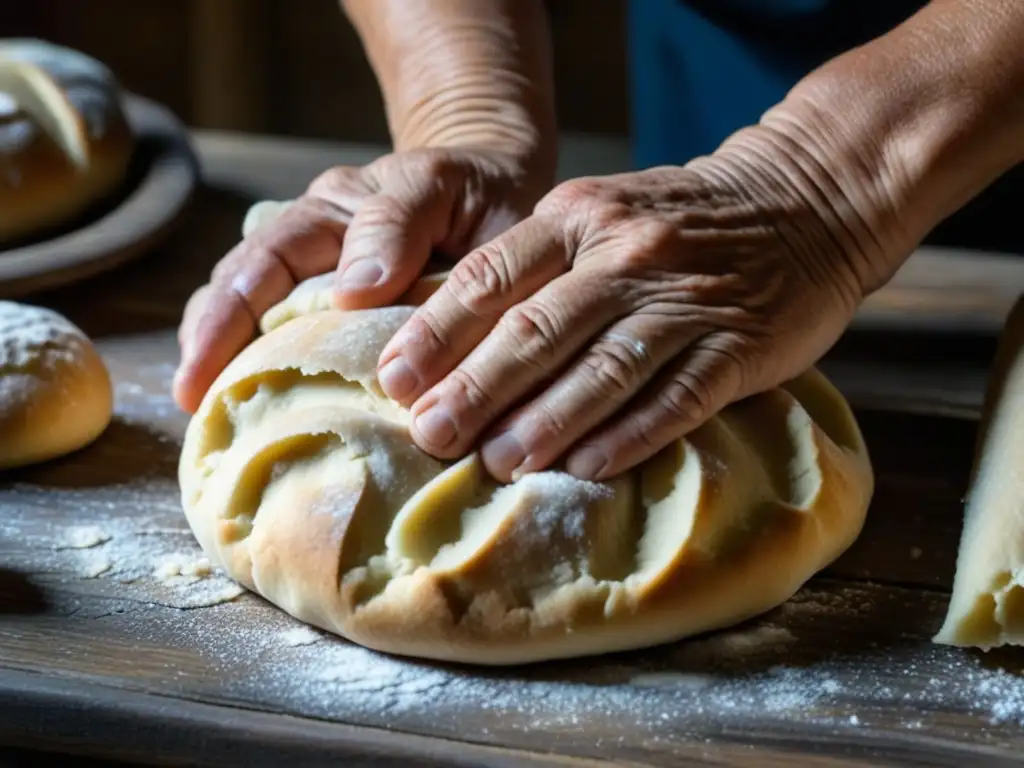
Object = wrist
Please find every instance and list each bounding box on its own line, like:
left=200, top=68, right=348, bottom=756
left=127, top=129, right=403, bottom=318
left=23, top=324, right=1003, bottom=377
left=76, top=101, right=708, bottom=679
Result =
left=342, top=0, right=557, bottom=195
left=748, top=0, right=1024, bottom=295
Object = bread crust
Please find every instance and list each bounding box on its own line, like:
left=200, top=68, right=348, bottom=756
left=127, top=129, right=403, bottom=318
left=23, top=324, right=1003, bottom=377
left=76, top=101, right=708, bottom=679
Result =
left=0, top=301, right=113, bottom=469
left=0, top=39, right=134, bottom=245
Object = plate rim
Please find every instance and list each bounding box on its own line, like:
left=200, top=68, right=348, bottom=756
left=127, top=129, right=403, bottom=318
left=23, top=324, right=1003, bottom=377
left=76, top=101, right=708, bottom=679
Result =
left=0, top=93, right=199, bottom=297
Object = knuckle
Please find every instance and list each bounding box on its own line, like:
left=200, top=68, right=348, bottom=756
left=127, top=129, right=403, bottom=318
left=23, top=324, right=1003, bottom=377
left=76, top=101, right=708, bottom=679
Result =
left=608, top=221, right=678, bottom=272
left=351, top=193, right=407, bottom=229
left=402, top=308, right=450, bottom=352
left=536, top=177, right=605, bottom=215
left=657, top=371, right=714, bottom=426
left=445, top=245, right=513, bottom=317
left=412, top=151, right=451, bottom=180
left=624, top=411, right=661, bottom=451
left=579, top=336, right=652, bottom=396
left=443, top=367, right=495, bottom=416
left=524, top=402, right=568, bottom=445
left=636, top=219, right=680, bottom=252
left=499, top=302, right=562, bottom=372
left=307, top=165, right=361, bottom=197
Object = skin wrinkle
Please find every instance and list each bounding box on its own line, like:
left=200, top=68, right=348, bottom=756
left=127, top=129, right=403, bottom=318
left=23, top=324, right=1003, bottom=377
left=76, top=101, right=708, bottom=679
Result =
left=343, top=0, right=556, bottom=180
left=761, top=108, right=901, bottom=273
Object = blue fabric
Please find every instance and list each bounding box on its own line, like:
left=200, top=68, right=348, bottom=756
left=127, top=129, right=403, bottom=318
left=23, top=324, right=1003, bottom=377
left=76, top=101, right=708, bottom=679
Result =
left=625, top=0, right=1024, bottom=253
left=627, top=0, right=926, bottom=168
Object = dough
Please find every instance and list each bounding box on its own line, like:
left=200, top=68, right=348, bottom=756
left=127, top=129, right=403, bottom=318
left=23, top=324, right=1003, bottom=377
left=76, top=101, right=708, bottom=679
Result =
left=0, top=301, right=113, bottom=469
left=178, top=204, right=875, bottom=665
left=0, top=39, right=134, bottom=245
left=935, top=295, right=1024, bottom=649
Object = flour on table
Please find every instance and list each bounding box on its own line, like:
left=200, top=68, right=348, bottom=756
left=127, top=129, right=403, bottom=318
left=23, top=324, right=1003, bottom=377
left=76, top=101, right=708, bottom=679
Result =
left=56, top=525, right=111, bottom=550
left=80, top=556, right=112, bottom=578
left=154, top=554, right=212, bottom=581
left=4, top=483, right=245, bottom=609
left=279, top=625, right=323, bottom=647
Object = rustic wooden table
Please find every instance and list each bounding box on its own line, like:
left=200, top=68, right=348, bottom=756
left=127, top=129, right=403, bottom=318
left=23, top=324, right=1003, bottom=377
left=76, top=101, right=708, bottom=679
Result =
left=3, top=130, right=1024, bottom=768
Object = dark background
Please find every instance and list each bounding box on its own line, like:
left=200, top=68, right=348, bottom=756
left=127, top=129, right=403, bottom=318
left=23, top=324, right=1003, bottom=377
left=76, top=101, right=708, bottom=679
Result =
left=0, top=0, right=629, bottom=142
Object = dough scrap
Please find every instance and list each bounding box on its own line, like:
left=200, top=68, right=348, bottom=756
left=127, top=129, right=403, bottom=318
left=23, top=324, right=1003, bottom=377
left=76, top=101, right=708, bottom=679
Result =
left=0, top=301, right=113, bottom=469
left=176, top=201, right=875, bottom=666
left=935, top=295, right=1024, bottom=649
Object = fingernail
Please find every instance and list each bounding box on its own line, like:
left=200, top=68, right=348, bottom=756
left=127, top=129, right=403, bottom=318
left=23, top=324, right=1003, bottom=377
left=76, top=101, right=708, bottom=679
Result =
left=567, top=447, right=607, bottom=480
left=414, top=405, right=457, bottom=449
left=482, top=432, right=526, bottom=480
left=338, top=260, right=384, bottom=291
left=378, top=357, right=418, bottom=400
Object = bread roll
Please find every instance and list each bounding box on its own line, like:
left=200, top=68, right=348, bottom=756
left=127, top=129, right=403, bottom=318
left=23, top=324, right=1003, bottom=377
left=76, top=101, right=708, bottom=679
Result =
left=0, top=39, right=134, bottom=245
left=179, top=280, right=875, bottom=665
left=0, top=301, right=113, bottom=469
left=935, top=295, right=1024, bottom=649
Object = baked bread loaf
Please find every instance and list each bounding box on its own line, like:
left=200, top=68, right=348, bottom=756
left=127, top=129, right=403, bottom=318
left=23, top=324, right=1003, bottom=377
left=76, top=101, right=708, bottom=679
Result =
left=178, top=202, right=875, bottom=665
left=0, top=301, right=113, bottom=469
left=0, top=39, right=134, bottom=245
left=935, top=295, right=1024, bottom=649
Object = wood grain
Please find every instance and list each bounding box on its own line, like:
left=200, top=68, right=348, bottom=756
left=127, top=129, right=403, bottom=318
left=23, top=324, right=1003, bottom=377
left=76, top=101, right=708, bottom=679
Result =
left=1, top=130, right=1024, bottom=766
left=0, top=95, right=199, bottom=299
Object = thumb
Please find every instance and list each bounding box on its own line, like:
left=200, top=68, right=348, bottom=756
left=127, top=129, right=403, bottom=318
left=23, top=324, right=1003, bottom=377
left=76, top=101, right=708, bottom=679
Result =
left=334, top=177, right=453, bottom=310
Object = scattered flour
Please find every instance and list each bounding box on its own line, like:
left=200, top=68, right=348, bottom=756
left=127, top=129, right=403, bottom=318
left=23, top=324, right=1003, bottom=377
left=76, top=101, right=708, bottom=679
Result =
left=56, top=525, right=112, bottom=549
left=279, top=626, right=324, bottom=647
left=80, top=557, right=112, bottom=578
left=121, top=595, right=1024, bottom=748
left=154, top=554, right=212, bottom=581
left=1, top=482, right=244, bottom=609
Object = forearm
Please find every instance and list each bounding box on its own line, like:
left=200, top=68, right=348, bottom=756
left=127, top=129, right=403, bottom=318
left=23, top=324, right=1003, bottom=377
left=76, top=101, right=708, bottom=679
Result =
left=340, top=0, right=557, bottom=181
left=707, top=0, right=1024, bottom=297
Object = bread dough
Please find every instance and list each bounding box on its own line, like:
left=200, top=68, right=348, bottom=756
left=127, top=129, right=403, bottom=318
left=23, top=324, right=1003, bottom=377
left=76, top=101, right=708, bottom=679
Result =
left=178, top=202, right=875, bottom=665
left=0, top=301, right=113, bottom=469
left=935, top=295, right=1024, bottom=649
left=0, top=38, right=134, bottom=245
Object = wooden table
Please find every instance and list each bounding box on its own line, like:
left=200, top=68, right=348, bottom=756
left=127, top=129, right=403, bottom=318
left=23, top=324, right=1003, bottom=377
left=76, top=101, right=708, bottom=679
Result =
left=3, top=130, right=1024, bottom=768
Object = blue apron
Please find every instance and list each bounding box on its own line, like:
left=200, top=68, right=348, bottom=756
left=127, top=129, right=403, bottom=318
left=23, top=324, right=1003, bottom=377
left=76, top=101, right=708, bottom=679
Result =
left=627, top=0, right=1024, bottom=253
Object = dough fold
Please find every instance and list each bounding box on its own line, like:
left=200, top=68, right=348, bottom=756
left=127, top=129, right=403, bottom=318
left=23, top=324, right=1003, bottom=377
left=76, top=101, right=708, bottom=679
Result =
left=179, top=202, right=874, bottom=665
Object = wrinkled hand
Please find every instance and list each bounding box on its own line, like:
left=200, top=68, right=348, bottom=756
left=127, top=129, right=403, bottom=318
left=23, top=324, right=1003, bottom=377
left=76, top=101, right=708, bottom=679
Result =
left=173, top=147, right=544, bottom=412
left=377, top=161, right=873, bottom=483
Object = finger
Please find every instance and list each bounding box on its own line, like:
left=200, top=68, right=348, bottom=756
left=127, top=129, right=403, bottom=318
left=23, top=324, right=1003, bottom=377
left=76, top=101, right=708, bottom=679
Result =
left=376, top=214, right=572, bottom=405
left=406, top=271, right=625, bottom=461
left=242, top=199, right=294, bottom=238
left=564, top=337, right=744, bottom=481
left=334, top=151, right=481, bottom=310
left=173, top=196, right=348, bottom=412
left=478, top=315, right=704, bottom=481
left=334, top=189, right=443, bottom=310
left=177, top=283, right=212, bottom=361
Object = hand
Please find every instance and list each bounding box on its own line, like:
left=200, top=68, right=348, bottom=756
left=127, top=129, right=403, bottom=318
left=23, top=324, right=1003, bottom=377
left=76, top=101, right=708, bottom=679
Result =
left=173, top=147, right=548, bottom=413
left=376, top=150, right=885, bottom=483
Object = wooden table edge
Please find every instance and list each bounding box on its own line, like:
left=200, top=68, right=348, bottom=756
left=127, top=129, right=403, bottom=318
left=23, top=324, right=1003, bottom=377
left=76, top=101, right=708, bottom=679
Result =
left=0, top=668, right=624, bottom=768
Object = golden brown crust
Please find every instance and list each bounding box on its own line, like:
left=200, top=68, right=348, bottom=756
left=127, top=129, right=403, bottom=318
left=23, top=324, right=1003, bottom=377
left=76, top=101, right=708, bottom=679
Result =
left=0, top=301, right=113, bottom=469
left=0, top=39, right=134, bottom=245
left=179, top=286, right=875, bottom=665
